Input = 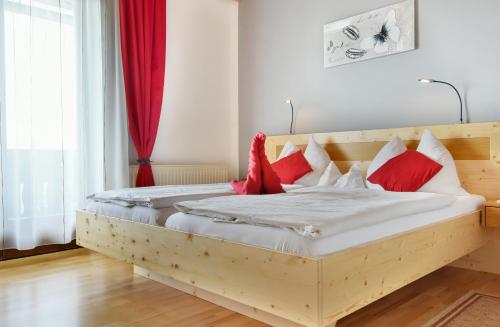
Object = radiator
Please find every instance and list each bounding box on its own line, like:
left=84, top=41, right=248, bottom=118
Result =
left=129, top=165, right=230, bottom=186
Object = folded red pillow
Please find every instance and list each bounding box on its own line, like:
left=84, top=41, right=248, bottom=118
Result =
left=367, top=150, right=443, bottom=192
left=258, top=136, right=285, bottom=194
left=231, top=133, right=284, bottom=195
left=271, top=151, right=312, bottom=184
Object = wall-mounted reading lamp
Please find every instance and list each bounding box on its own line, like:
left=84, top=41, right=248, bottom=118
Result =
left=418, top=78, right=464, bottom=124
left=285, top=99, right=294, bottom=134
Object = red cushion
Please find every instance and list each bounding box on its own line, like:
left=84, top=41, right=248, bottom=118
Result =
left=367, top=150, right=443, bottom=192
left=258, top=135, right=285, bottom=194
left=231, top=133, right=262, bottom=195
left=271, top=151, right=312, bottom=184
left=231, top=133, right=284, bottom=195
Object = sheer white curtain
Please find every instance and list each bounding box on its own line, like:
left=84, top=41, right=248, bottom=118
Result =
left=0, top=0, right=127, bottom=251
left=101, top=0, right=129, bottom=191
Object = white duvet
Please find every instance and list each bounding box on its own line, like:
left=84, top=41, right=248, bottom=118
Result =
left=174, top=188, right=457, bottom=239
left=87, top=183, right=233, bottom=208
left=87, top=183, right=304, bottom=209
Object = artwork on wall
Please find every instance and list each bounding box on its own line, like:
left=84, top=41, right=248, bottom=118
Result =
left=324, top=0, right=415, bottom=68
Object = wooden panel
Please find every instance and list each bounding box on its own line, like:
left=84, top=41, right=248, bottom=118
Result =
left=320, top=212, right=485, bottom=324
left=76, top=211, right=321, bottom=327
left=134, top=266, right=304, bottom=327
left=276, top=138, right=490, bottom=162
left=485, top=199, right=500, bottom=207
left=451, top=201, right=500, bottom=274
left=486, top=207, right=500, bottom=228
left=266, top=122, right=500, bottom=199
left=450, top=228, right=500, bottom=274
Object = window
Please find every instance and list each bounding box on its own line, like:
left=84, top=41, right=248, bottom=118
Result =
left=0, top=0, right=104, bottom=251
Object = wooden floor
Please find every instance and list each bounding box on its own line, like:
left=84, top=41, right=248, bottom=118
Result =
left=1, top=249, right=500, bottom=327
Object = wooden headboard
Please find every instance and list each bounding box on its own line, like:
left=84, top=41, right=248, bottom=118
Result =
left=265, top=122, right=500, bottom=199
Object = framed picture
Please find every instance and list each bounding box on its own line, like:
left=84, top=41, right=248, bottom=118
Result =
left=324, top=0, right=415, bottom=68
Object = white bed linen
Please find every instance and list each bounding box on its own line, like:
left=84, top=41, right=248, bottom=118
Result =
left=85, top=183, right=306, bottom=225
left=87, top=183, right=304, bottom=208
left=85, top=201, right=177, bottom=226
left=87, top=183, right=234, bottom=208
left=166, top=195, right=484, bottom=257
left=175, top=188, right=456, bottom=238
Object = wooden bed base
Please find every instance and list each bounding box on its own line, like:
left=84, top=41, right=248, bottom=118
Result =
left=77, top=210, right=485, bottom=327
left=132, top=266, right=305, bottom=327
left=77, top=122, right=500, bottom=326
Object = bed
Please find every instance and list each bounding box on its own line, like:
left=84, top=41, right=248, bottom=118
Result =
left=76, top=122, right=500, bottom=327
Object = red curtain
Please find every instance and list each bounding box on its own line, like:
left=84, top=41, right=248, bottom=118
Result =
left=119, top=0, right=167, bottom=187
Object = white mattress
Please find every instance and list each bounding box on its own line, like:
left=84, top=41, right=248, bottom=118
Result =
left=85, top=201, right=177, bottom=226
left=165, top=195, right=484, bottom=257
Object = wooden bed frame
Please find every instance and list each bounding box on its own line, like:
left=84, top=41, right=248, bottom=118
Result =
left=76, top=122, right=500, bottom=327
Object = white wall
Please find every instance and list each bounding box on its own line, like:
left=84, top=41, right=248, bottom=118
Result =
left=238, top=0, right=500, bottom=176
left=130, top=0, right=239, bottom=179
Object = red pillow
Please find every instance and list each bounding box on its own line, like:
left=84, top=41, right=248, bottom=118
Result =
left=271, top=151, right=312, bottom=184
left=258, top=135, right=285, bottom=194
left=231, top=133, right=262, bottom=195
left=231, top=133, right=284, bottom=195
left=367, top=150, right=443, bottom=192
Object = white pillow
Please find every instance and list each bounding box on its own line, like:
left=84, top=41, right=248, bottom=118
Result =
left=295, top=136, right=331, bottom=186
left=317, top=161, right=342, bottom=186
left=366, top=136, right=407, bottom=190
left=333, top=162, right=366, bottom=189
left=277, top=140, right=299, bottom=160
left=417, top=130, right=468, bottom=195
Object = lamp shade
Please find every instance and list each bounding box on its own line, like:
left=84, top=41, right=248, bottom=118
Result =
left=418, top=78, right=435, bottom=84
left=285, top=99, right=294, bottom=134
